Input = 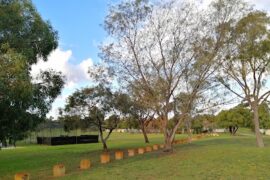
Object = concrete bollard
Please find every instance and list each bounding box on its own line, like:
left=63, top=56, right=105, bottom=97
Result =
left=14, top=172, right=29, bottom=180
left=100, top=153, right=110, bottom=164
left=153, top=144, right=159, bottom=150
left=53, top=164, right=65, bottom=177
left=115, top=150, right=124, bottom=160
left=145, top=146, right=152, bottom=152
left=80, top=159, right=91, bottom=170
left=182, top=138, right=189, bottom=143
left=159, top=144, right=165, bottom=149
left=127, top=149, right=136, bottom=157
left=138, top=147, right=145, bottom=154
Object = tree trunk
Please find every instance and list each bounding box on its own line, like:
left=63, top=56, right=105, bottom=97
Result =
left=13, top=139, right=16, bottom=147
left=185, top=120, right=192, bottom=143
left=141, top=125, right=149, bottom=143
left=165, top=125, right=177, bottom=152
left=102, top=140, right=108, bottom=151
left=98, top=130, right=108, bottom=151
left=163, top=116, right=173, bottom=152
left=229, top=126, right=232, bottom=135
left=251, top=102, right=264, bottom=148
left=164, top=132, right=173, bottom=152
left=3, top=138, right=7, bottom=147
left=100, top=135, right=108, bottom=151
left=164, top=115, right=185, bottom=152
left=231, top=126, right=238, bottom=135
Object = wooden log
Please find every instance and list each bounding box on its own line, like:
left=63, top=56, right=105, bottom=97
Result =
left=100, top=153, right=110, bottom=164
left=127, top=149, right=136, bottom=157
left=53, top=164, right=65, bottom=177
left=80, top=159, right=91, bottom=170
left=138, top=147, right=145, bottom=154
left=14, top=172, right=29, bottom=180
left=153, top=144, right=159, bottom=150
left=115, top=151, right=124, bottom=160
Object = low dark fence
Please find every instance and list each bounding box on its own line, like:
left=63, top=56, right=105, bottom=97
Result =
left=37, top=135, right=99, bottom=145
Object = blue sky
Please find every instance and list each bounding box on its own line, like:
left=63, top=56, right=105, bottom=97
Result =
left=30, top=0, right=270, bottom=118
left=31, top=0, right=120, bottom=118
left=32, top=0, right=112, bottom=62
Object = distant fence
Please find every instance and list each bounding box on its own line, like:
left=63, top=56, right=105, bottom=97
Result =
left=37, top=135, right=99, bottom=145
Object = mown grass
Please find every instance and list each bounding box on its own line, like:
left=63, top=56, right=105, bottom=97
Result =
left=1, top=131, right=270, bottom=180
left=0, top=133, right=185, bottom=179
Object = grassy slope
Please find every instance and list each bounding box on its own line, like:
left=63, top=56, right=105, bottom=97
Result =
left=1, top=130, right=270, bottom=180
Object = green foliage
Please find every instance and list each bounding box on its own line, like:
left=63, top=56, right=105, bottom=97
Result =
left=216, top=105, right=252, bottom=129
left=234, top=11, right=270, bottom=61
left=258, top=103, right=270, bottom=129
left=192, top=114, right=216, bottom=133
left=0, top=0, right=63, bottom=145
left=0, top=0, right=58, bottom=64
left=60, top=115, right=81, bottom=132
left=118, top=117, right=139, bottom=129
left=64, top=85, right=119, bottom=127
left=62, top=85, right=126, bottom=149
left=216, top=103, right=270, bottom=131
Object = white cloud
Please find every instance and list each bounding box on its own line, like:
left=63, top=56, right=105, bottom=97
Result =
left=31, top=48, right=94, bottom=119
left=31, top=48, right=93, bottom=88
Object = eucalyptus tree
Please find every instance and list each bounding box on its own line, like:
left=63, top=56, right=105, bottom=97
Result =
left=0, top=0, right=64, bottom=145
left=62, top=85, right=122, bottom=151
left=217, top=9, right=270, bottom=147
left=0, top=47, right=64, bottom=145
left=0, top=0, right=58, bottom=65
left=101, top=0, right=238, bottom=151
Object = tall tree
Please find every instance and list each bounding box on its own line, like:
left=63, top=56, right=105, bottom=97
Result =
left=0, top=0, right=64, bottom=145
left=101, top=0, right=237, bottom=151
left=218, top=10, right=270, bottom=147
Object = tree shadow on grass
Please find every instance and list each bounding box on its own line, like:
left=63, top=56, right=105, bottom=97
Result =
left=175, top=136, right=269, bottom=151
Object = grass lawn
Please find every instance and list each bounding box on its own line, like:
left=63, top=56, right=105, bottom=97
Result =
left=1, top=130, right=270, bottom=180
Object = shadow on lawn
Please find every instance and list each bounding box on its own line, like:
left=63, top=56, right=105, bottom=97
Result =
left=180, top=136, right=270, bottom=149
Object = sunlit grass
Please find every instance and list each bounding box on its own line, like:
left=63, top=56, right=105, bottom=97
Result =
left=1, top=131, right=270, bottom=180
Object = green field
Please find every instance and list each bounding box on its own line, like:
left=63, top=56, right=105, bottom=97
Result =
left=1, top=130, right=270, bottom=180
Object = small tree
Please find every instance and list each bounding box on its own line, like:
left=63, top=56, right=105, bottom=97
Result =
left=112, top=92, right=155, bottom=143
left=62, top=85, right=120, bottom=151
left=130, top=101, right=155, bottom=143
